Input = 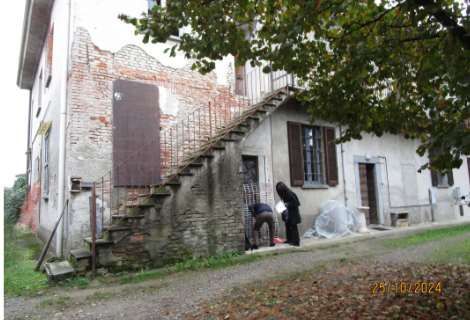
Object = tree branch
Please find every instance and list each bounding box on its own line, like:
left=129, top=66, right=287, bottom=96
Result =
left=398, top=33, right=442, bottom=43
left=343, top=3, right=402, bottom=36
left=413, top=0, right=470, bottom=50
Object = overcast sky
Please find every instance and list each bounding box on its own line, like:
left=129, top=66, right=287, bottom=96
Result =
left=0, top=0, right=29, bottom=189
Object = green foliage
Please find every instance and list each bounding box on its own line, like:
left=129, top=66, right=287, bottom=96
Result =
left=121, top=0, right=470, bottom=171
left=55, top=276, right=91, bottom=289
left=383, top=223, right=470, bottom=248
left=4, top=174, right=27, bottom=224
left=4, top=227, right=48, bottom=296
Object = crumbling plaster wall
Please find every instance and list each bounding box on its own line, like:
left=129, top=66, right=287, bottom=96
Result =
left=244, top=100, right=469, bottom=237
left=21, top=0, right=71, bottom=250
left=64, top=21, right=239, bottom=253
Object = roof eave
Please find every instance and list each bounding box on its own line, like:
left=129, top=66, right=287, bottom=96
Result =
left=17, top=0, right=55, bottom=89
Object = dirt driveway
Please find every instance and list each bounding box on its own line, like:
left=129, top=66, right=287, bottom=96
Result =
left=5, top=224, right=470, bottom=320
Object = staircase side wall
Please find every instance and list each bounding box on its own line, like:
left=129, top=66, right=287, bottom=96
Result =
left=106, top=143, right=245, bottom=269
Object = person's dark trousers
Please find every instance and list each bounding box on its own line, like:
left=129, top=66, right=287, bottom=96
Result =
left=285, top=223, right=300, bottom=246
left=253, top=211, right=275, bottom=247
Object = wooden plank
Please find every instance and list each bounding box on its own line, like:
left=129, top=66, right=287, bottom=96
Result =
left=35, top=200, right=69, bottom=271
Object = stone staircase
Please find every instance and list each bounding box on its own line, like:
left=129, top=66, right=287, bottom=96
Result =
left=71, top=87, right=296, bottom=272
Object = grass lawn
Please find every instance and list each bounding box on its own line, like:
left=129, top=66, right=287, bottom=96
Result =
left=430, top=237, right=470, bottom=264
left=4, top=226, right=48, bottom=296
left=4, top=224, right=265, bottom=296
left=4, top=225, right=265, bottom=295
left=383, top=223, right=470, bottom=248
left=116, top=251, right=264, bottom=284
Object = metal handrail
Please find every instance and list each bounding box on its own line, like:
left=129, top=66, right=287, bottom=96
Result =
left=92, top=66, right=296, bottom=220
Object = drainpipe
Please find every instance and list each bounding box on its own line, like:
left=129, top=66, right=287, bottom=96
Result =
left=56, top=0, right=72, bottom=257
left=26, top=90, right=32, bottom=188
left=339, top=126, right=347, bottom=206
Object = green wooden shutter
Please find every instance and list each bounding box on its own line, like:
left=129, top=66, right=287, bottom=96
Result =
left=287, top=122, right=304, bottom=187
left=323, top=127, right=339, bottom=186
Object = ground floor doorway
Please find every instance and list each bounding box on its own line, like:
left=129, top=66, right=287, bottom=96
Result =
left=358, top=163, right=379, bottom=225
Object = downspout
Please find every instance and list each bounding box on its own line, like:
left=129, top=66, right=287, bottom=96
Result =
left=56, top=0, right=72, bottom=257
left=339, top=126, right=347, bottom=206
left=26, top=90, right=32, bottom=188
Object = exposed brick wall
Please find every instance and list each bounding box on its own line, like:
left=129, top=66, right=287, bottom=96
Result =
left=65, top=27, right=248, bottom=257
left=68, top=27, right=246, bottom=181
left=18, top=183, right=41, bottom=232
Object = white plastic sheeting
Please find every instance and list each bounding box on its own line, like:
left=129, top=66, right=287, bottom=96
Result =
left=313, top=200, right=367, bottom=239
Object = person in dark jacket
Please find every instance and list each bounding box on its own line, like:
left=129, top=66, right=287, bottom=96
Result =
left=276, top=182, right=301, bottom=246
left=248, top=203, right=276, bottom=250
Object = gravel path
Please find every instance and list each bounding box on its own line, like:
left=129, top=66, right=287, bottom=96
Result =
left=5, top=228, right=470, bottom=320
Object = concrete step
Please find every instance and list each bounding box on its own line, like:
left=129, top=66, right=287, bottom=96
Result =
left=125, top=201, right=154, bottom=208
left=165, top=179, right=181, bottom=186
left=45, top=260, right=75, bottom=281
left=84, top=237, right=114, bottom=246
left=263, top=102, right=277, bottom=108
left=147, top=191, right=172, bottom=198
left=69, top=248, right=91, bottom=273
left=221, top=137, right=241, bottom=142
left=230, top=129, right=246, bottom=135
left=103, top=225, right=132, bottom=232
left=178, top=170, right=194, bottom=177
left=70, top=248, right=91, bottom=259
left=111, top=214, right=145, bottom=220
left=187, top=161, right=204, bottom=168
left=148, top=186, right=172, bottom=197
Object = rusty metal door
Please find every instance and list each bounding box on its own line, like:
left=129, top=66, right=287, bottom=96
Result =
left=113, top=80, right=160, bottom=187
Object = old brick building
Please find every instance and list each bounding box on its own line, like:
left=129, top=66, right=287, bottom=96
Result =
left=18, top=0, right=470, bottom=268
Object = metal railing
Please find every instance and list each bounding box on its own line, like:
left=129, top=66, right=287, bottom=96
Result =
left=89, top=66, right=296, bottom=239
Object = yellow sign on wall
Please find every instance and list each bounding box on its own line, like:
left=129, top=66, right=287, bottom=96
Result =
left=37, top=121, right=52, bottom=135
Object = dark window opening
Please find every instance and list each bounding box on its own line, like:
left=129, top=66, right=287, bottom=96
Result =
left=359, top=163, right=379, bottom=225
left=43, top=132, right=50, bottom=199
left=431, top=170, right=454, bottom=188
left=45, top=24, right=54, bottom=87
left=36, top=71, right=43, bottom=117
left=302, top=125, right=324, bottom=185
left=235, top=63, right=246, bottom=95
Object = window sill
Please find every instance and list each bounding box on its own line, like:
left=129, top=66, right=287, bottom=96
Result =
left=302, top=184, right=329, bottom=190
left=435, top=185, right=450, bottom=189
left=167, top=35, right=181, bottom=43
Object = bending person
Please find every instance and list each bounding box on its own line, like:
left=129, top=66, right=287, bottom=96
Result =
left=248, top=202, right=276, bottom=250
